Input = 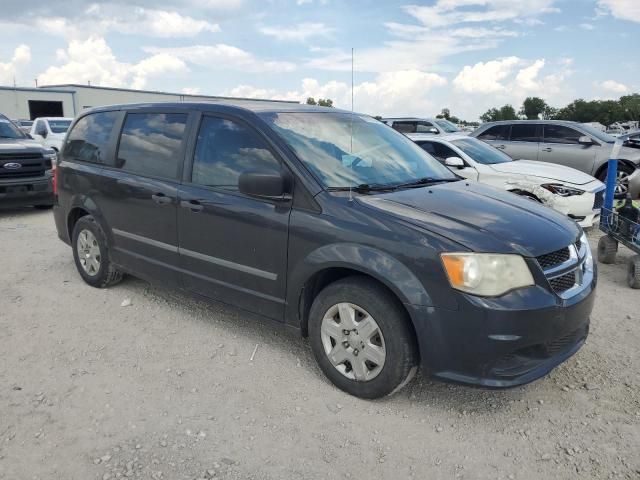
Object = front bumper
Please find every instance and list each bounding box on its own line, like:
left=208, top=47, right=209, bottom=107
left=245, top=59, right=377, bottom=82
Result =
left=406, top=275, right=596, bottom=388
left=0, top=175, right=53, bottom=208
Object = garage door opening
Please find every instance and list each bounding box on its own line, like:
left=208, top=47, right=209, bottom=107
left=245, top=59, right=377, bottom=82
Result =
left=28, top=100, right=63, bottom=120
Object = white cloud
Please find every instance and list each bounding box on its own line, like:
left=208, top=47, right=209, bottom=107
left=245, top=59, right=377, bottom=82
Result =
left=403, top=0, right=559, bottom=28
left=515, top=59, right=545, bottom=90
left=37, top=36, right=187, bottom=89
left=597, top=0, right=640, bottom=23
left=599, top=80, right=629, bottom=94
left=579, top=23, right=595, bottom=30
left=144, top=44, right=296, bottom=72
left=259, top=22, right=332, bottom=41
left=453, top=57, right=521, bottom=93
left=224, top=70, right=447, bottom=116
left=0, top=44, right=31, bottom=84
left=11, top=5, right=220, bottom=39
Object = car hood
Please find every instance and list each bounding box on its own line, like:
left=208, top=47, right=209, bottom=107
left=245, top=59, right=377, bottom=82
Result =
left=489, top=160, right=596, bottom=185
left=0, top=137, right=46, bottom=153
left=357, top=181, right=580, bottom=257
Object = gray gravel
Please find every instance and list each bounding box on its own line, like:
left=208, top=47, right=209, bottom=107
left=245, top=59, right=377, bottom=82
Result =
left=0, top=208, right=639, bottom=480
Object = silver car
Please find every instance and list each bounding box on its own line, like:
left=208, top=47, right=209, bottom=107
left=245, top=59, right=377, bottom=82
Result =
left=382, top=117, right=463, bottom=136
left=470, top=120, right=640, bottom=197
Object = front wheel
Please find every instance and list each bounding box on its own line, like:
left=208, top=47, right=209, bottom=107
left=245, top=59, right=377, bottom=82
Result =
left=308, top=277, right=418, bottom=399
left=598, top=162, right=634, bottom=199
left=628, top=255, right=640, bottom=289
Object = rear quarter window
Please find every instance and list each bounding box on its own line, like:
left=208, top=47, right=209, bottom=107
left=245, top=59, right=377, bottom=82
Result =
left=63, top=111, right=119, bottom=165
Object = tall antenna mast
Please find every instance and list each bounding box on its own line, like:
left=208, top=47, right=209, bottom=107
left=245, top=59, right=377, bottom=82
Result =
left=349, top=47, right=354, bottom=202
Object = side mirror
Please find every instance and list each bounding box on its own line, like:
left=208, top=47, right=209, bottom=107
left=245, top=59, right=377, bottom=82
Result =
left=239, top=170, right=289, bottom=200
left=38, top=128, right=48, bottom=138
left=578, top=135, right=593, bottom=145
left=429, top=127, right=439, bottom=134
left=444, top=156, right=465, bottom=169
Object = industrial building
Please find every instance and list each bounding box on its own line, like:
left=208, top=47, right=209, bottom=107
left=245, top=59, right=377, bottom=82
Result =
left=0, top=84, right=296, bottom=120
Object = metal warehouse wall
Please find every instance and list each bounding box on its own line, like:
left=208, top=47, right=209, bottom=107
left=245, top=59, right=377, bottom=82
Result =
left=0, top=88, right=75, bottom=119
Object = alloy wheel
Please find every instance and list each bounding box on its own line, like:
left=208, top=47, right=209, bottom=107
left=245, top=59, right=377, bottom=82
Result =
left=76, top=229, right=101, bottom=276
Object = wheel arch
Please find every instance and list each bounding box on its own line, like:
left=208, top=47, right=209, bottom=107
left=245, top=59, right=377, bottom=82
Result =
left=290, top=244, right=431, bottom=343
left=66, top=196, right=111, bottom=246
left=594, top=158, right=636, bottom=180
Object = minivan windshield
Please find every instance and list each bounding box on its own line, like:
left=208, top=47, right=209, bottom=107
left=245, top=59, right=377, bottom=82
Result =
left=452, top=137, right=512, bottom=165
left=434, top=119, right=460, bottom=133
left=260, top=112, right=457, bottom=189
left=49, top=119, right=72, bottom=134
left=0, top=117, right=26, bottom=139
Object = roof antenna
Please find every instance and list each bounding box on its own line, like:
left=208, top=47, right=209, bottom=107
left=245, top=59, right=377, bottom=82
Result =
left=349, top=47, right=354, bottom=202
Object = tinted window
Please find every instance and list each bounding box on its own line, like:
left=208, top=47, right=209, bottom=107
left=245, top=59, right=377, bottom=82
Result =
left=391, top=122, right=416, bottom=134
left=116, top=113, right=187, bottom=179
left=191, top=116, right=281, bottom=191
left=415, top=121, right=436, bottom=133
left=543, top=125, right=583, bottom=144
left=49, top=119, right=72, bottom=134
left=510, top=124, right=540, bottom=142
left=477, top=125, right=509, bottom=141
left=420, top=141, right=458, bottom=162
left=0, top=117, right=26, bottom=139
left=64, top=112, right=118, bottom=164
left=452, top=138, right=512, bottom=165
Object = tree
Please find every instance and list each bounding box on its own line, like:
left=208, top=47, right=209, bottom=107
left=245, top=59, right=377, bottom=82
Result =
left=440, top=108, right=451, bottom=120
left=520, top=97, right=548, bottom=120
left=480, top=104, right=518, bottom=123
left=306, top=97, right=334, bottom=107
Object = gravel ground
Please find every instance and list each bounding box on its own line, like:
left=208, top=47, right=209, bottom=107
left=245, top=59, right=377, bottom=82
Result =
left=0, top=208, right=639, bottom=480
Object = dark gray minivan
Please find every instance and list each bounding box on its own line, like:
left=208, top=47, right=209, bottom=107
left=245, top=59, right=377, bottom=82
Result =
left=53, top=102, right=596, bottom=398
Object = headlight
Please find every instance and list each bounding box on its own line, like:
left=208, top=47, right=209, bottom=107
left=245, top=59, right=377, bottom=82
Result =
left=43, top=151, right=58, bottom=170
left=441, top=253, right=534, bottom=296
left=541, top=183, right=584, bottom=197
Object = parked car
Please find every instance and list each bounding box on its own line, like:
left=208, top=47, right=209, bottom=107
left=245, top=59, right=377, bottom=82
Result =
left=409, top=133, right=605, bottom=228
left=470, top=120, right=640, bottom=198
left=13, top=119, right=33, bottom=134
left=381, top=117, right=463, bottom=135
left=0, top=113, right=57, bottom=209
left=53, top=103, right=595, bottom=399
left=30, top=117, right=74, bottom=152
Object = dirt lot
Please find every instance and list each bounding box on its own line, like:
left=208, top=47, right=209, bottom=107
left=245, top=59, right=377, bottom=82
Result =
left=0, top=208, right=638, bottom=480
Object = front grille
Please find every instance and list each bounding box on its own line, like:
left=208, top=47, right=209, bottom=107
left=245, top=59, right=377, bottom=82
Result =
left=593, top=189, right=604, bottom=210
left=0, top=153, right=45, bottom=179
left=536, top=247, right=569, bottom=270
left=549, top=271, right=576, bottom=294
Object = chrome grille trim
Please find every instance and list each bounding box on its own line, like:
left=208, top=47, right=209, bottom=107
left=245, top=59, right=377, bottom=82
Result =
left=537, top=240, right=591, bottom=299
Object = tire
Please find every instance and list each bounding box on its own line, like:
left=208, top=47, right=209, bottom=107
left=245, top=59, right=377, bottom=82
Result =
left=627, top=255, right=640, bottom=289
left=308, top=276, right=418, bottom=399
left=72, top=215, right=123, bottom=288
left=34, top=205, right=53, bottom=210
left=597, top=162, right=634, bottom=199
left=597, top=235, right=618, bottom=264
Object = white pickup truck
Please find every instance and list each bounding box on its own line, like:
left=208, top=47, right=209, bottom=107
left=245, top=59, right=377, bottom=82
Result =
left=30, top=117, right=73, bottom=152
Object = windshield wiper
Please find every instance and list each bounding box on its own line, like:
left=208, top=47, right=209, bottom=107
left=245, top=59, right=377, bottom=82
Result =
left=327, top=183, right=395, bottom=193
left=391, top=177, right=460, bottom=189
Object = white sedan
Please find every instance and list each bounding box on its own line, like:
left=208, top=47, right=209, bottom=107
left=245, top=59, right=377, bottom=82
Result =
left=409, top=133, right=605, bottom=228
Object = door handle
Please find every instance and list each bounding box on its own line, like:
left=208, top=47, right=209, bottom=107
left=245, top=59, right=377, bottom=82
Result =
left=494, top=144, right=505, bottom=150
left=180, top=199, right=204, bottom=212
left=151, top=193, right=173, bottom=205
left=542, top=147, right=553, bottom=152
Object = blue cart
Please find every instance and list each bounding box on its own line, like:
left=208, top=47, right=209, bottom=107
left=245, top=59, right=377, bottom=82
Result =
left=597, top=140, right=640, bottom=288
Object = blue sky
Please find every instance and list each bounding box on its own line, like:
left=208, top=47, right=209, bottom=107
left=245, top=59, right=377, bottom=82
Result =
left=0, top=0, right=638, bottom=120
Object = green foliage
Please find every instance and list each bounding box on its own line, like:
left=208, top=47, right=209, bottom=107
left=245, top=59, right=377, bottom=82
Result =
left=480, top=104, right=518, bottom=123
left=306, top=97, right=334, bottom=107
left=520, top=97, right=548, bottom=120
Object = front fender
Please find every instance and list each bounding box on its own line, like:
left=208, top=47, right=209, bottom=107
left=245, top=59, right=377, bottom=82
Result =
left=284, top=242, right=433, bottom=331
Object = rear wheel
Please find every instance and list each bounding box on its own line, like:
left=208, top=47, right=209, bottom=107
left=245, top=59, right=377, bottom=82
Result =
left=627, top=255, right=640, bottom=289
left=597, top=235, right=618, bottom=264
left=308, top=277, right=418, bottom=399
left=72, top=216, right=123, bottom=288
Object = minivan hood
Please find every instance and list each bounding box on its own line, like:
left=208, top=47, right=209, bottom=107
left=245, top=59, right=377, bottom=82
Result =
left=489, top=160, right=596, bottom=185
left=357, top=181, right=579, bottom=257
